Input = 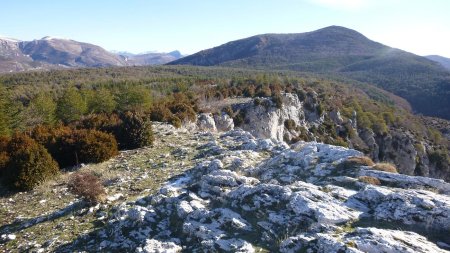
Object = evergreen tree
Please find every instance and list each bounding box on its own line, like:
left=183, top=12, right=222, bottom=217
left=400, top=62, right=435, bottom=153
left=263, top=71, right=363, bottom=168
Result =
left=25, top=92, right=57, bottom=127
left=116, top=86, right=152, bottom=112
left=56, top=88, right=87, bottom=123
left=87, top=88, right=117, bottom=114
left=0, top=86, right=10, bottom=136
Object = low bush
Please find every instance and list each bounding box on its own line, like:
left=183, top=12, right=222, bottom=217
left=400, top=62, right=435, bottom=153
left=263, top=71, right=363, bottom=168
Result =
left=68, top=171, right=106, bottom=204
left=150, top=103, right=173, bottom=122
left=284, top=119, right=297, bottom=131
left=75, top=113, right=121, bottom=133
left=0, top=136, right=11, bottom=177
left=31, top=125, right=118, bottom=168
left=372, top=163, right=398, bottom=173
left=72, top=130, right=119, bottom=165
left=117, top=111, right=154, bottom=149
left=233, top=110, right=247, bottom=127
left=3, top=133, right=59, bottom=190
left=346, top=156, right=375, bottom=167
left=169, top=103, right=196, bottom=123
left=271, top=94, right=283, bottom=109
left=358, top=176, right=381, bottom=185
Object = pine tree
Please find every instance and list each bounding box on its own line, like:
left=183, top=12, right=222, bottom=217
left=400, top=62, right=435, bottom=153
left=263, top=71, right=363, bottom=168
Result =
left=0, top=86, right=10, bottom=136
left=86, top=88, right=117, bottom=114
left=25, top=92, right=57, bottom=127
left=116, top=86, right=152, bottom=112
left=56, top=88, right=87, bottom=123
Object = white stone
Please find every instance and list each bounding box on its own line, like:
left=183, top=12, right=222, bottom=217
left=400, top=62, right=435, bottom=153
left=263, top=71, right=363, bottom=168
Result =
left=141, top=239, right=182, bottom=253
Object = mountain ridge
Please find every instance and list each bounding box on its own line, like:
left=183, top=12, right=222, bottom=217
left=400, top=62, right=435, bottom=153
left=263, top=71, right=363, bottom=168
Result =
left=426, top=55, right=450, bottom=70
left=0, top=37, right=183, bottom=72
left=169, top=26, right=450, bottom=120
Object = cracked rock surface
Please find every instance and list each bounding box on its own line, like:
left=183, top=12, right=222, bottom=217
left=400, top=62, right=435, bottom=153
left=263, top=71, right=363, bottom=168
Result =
left=54, top=127, right=450, bottom=252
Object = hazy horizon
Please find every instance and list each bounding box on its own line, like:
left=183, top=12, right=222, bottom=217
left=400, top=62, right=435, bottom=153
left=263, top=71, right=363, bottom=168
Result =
left=1, top=0, right=450, bottom=57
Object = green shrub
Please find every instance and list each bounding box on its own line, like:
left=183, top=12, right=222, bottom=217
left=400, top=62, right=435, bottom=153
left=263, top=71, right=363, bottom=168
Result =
left=169, top=116, right=182, bottom=128
left=271, top=94, right=283, bottom=109
left=75, top=113, right=122, bottom=133
left=73, top=130, right=119, bottom=164
left=331, top=137, right=349, bottom=148
left=222, top=106, right=234, bottom=116
left=117, top=111, right=154, bottom=149
left=233, top=110, right=247, bottom=127
left=284, top=119, right=297, bottom=131
left=56, top=88, right=87, bottom=123
left=150, top=103, right=173, bottom=122
left=76, top=112, right=154, bottom=150
left=428, top=151, right=448, bottom=168
left=86, top=88, right=117, bottom=114
left=3, top=133, right=59, bottom=190
left=116, top=86, right=152, bottom=112
left=169, top=103, right=197, bottom=123
left=243, top=85, right=256, bottom=97
left=317, top=103, right=324, bottom=116
left=296, top=89, right=306, bottom=101
left=31, top=125, right=118, bottom=168
left=0, top=136, right=10, bottom=177
left=255, top=85, right=272, bottom=97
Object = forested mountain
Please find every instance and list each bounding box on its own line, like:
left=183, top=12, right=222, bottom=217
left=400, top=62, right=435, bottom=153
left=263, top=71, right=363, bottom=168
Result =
left=169, top=26, right=450, bottom=120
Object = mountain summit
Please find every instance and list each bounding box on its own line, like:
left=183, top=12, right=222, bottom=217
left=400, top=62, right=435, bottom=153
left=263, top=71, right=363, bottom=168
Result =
left=169, top=26, right=450, bottom=120
left=20, top=37, right=127, bottom=67
left=170, top=26, right=385, bottom=68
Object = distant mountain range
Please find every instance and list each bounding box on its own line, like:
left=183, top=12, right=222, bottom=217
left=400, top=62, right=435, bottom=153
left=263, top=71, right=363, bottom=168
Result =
left=119, top=50, right=183, bottom=66
left=169, top=26, right=450, bottom=120
left=426, top=55, right=450, bottom=70
left=0, top=36, right=182, bottom=73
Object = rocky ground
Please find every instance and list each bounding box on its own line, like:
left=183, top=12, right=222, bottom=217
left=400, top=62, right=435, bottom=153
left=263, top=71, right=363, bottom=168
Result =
left=1, top=121, right=450, bottom=252
left=50, top=127, right=450, bottom=252
left=0, top=123, right=211, bottom=252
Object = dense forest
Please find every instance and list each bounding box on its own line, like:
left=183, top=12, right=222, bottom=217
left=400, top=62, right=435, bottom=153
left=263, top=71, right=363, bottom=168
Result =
left=0, top=65, right=449, bottom=191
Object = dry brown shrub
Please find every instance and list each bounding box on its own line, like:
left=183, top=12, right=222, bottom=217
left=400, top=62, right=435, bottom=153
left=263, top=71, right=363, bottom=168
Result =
left=68, top=172, right=106, bottom=204
left=347, top=156, right=375, bottom=166
left=373, top=163, right=398, bottom=173
left=358, top=176, right=381, bottom=185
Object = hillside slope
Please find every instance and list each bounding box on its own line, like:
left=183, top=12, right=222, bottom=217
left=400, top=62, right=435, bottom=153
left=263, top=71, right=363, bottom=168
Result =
left=426, top=55, right=450, bottom=70
left=169, top=26, right=450, bottom=120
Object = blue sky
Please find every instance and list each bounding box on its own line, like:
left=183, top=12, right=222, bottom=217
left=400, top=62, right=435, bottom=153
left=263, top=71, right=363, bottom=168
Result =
left=1, top=0, right=449, bottom=57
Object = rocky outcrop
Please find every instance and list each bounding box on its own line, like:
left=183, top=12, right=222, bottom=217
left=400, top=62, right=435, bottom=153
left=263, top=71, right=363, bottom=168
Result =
left=196, top=113, right=217, bottom=131
left=214, top=112, right=234, bottom=131
left=228, top=93, right=321, bottom=142
left=60, top=128, right=450, bottom=252
left=201, top=93, right=449, bottom=182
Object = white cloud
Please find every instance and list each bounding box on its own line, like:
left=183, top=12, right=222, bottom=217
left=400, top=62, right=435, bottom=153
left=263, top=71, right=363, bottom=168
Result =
left=308, top=0, right=370, bottom=10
